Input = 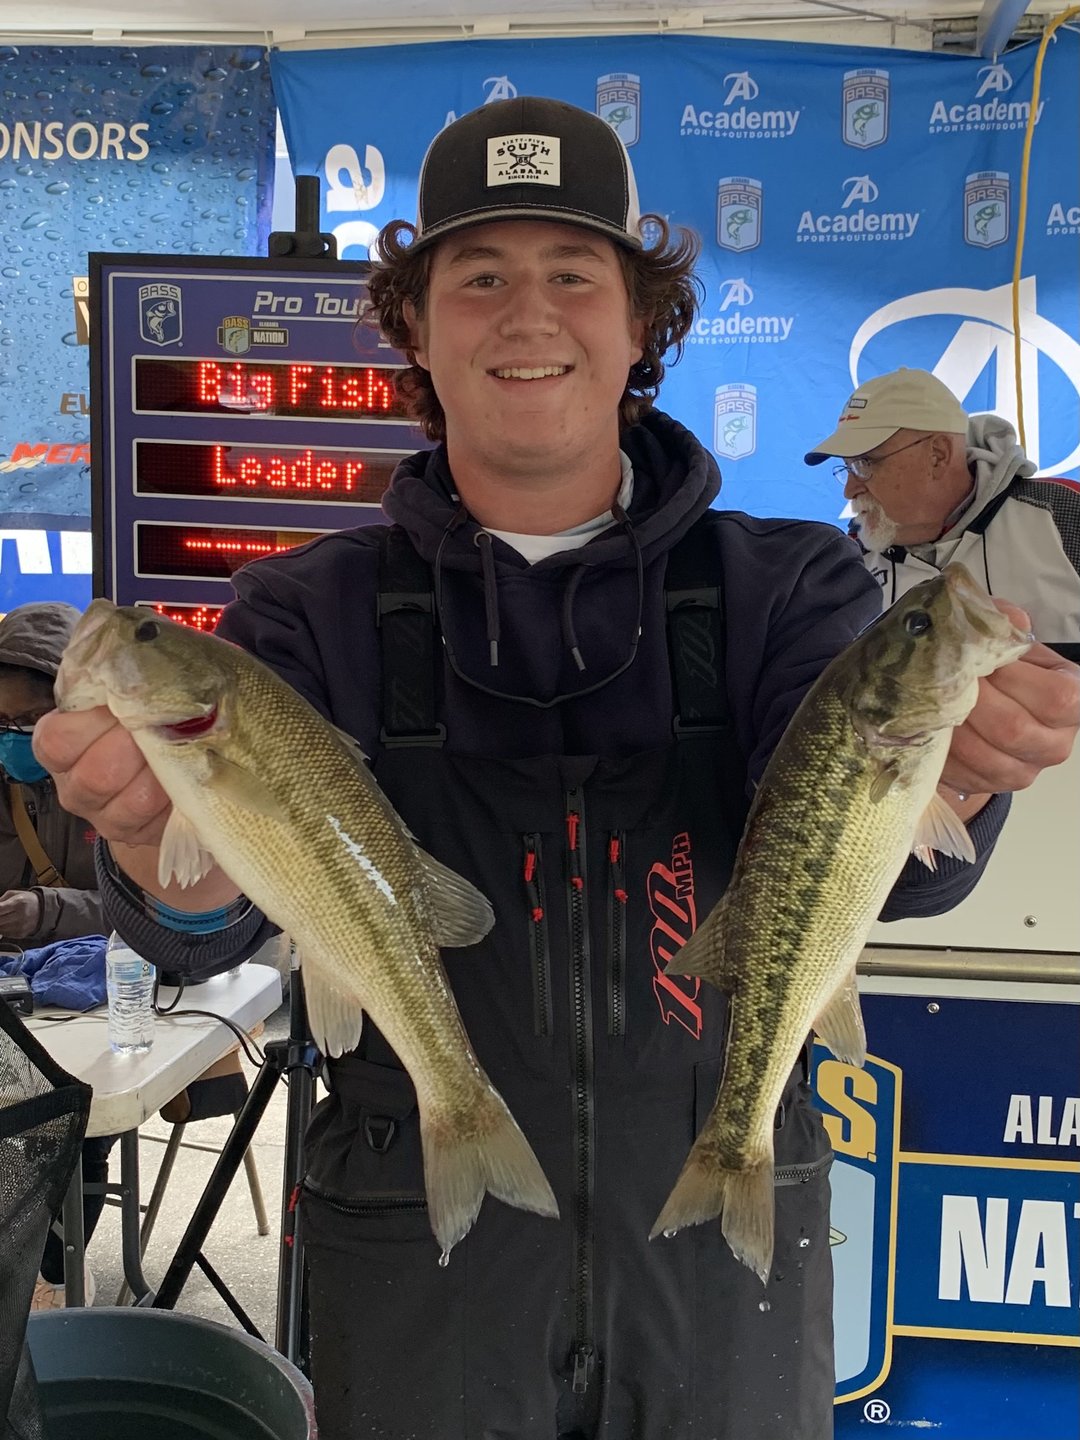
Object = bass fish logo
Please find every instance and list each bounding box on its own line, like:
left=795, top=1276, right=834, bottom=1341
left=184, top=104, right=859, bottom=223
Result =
left=217, top=315, right=251, bottom=355
left=597, top=72, right=640, bottom=147
left=812, top=1047, right=900, bottom=1404
left=843, top=69, right=889, bottom=149
left=965, top=171, right=1010, bottom=248
left=713, top=382, right=757, bottom=459
left=138, top=283, right=182, bottom=347
left=717, top=176, right=762, bottom=252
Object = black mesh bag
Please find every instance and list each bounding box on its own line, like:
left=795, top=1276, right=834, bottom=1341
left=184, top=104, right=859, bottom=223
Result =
left=0, top=999, right=91, bottom=1440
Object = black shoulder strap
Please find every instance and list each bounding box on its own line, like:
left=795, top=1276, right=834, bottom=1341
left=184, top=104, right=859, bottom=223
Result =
left=376, top=525, right=444, bottom=747
left=664, top=516, right=733, bottom=736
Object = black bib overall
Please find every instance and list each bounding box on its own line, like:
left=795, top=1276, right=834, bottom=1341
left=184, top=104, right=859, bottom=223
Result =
left=300, top=521, right=835, bottom=1440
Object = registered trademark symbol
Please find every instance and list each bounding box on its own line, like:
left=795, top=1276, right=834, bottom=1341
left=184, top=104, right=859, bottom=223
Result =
left=864, top=1398, right=891, bottom=1424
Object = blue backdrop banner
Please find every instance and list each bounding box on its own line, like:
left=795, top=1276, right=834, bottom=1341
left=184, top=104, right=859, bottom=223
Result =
left=0, top=43, right=276, bottom=612
left=272, top=32, right=1080, bottom=531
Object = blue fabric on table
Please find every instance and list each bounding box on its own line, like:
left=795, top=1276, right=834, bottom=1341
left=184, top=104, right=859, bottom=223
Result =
left=0, top=935, right=107, bottom=1009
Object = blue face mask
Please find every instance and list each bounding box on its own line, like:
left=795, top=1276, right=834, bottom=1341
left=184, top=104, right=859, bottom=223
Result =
left=0, top=730, right=49, bottom=784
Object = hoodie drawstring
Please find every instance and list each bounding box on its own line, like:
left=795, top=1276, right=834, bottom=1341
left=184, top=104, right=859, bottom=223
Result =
left=432, top=499, right=645, bottom=709
left=474, top=530, right=501, bottom=668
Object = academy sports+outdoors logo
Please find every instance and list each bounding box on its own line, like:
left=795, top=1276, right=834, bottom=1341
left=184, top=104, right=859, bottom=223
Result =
left=849, top=276, right=1080, bottom=475
left=796, top=176, right=919, bottom=244
left=680, top=71, right=799, bottom=140
left=928, top=60, right=1044, bottom=135
left=1046, top=201, right=1080, bottom=236
left=687, top=278, right=794, bottom=346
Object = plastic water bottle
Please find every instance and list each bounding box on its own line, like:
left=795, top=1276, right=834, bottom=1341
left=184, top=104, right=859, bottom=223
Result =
left=105, top=932, right=156, bottom=1055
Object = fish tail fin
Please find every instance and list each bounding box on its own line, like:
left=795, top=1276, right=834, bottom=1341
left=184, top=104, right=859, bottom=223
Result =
left=651, top=1142, right=775, bottom=1285
left=421, top=1087, right=558, bottom=1258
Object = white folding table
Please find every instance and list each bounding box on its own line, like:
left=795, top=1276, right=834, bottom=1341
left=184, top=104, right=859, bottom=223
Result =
left=27, top=962, right=282, bottom=1306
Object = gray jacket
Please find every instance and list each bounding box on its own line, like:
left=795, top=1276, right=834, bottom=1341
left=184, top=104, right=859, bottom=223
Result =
left=0, top=601, right=104, bottom=943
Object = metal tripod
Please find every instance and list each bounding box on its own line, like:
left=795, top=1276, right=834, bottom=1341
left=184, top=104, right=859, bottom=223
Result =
left=149, top=964, right=318, bottom=1370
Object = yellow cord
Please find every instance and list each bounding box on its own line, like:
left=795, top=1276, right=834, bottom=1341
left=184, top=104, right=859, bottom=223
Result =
left=1012, top=5, right=1080, bottom=448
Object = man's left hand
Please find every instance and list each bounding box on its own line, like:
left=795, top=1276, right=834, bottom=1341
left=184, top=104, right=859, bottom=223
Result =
left=940, top=602, right=1080, bottom=806
left=0, top=889, right=44, bottom=940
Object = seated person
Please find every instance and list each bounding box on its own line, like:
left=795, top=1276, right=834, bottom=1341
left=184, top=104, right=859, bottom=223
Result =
left=0, top=601, right=111, bottom=1309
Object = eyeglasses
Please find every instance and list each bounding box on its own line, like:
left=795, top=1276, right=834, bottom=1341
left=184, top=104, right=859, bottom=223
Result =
left=0, top=720, right=39, bottom=735
left=832, top=434, right=933, bottom=484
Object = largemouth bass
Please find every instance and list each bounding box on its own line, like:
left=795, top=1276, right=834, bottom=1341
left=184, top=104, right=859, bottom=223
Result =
left=651, top=564, right=1030, bottom=1281
left=55, top=600, right=558, bottom=1256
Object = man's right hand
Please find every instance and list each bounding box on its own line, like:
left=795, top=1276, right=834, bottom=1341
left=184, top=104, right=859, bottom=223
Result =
left=33, top=706, right=172, bottom=849
left=33, top=708, right=242, bottom=909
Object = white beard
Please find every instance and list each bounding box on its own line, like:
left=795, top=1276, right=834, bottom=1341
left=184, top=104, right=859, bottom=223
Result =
left=852, top=497, right=899, bottom=552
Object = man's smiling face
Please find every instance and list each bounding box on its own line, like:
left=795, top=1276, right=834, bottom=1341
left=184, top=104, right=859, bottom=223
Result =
left=407, top=218, right=644, bottom=483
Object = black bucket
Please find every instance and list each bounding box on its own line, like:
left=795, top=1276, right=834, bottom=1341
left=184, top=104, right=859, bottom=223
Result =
left=27, top=1307, right=316, bottom=1440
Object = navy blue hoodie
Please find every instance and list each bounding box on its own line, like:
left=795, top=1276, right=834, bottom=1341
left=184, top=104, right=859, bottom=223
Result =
left=213, top=408, right=1004, bottom=925
left=95, top=409, right=1009, bottom=976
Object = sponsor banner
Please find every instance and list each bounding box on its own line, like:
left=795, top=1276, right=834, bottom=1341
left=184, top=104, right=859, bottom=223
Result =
left=822, top=992, right=1079, bottom=1436
left=0, top=43, right=275, bottom=610
left=0, top=523, right=92, bottom=612
left=272, top=29, right=1079, bottom=522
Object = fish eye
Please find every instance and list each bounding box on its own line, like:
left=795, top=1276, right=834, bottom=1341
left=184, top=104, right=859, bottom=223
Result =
left=904, top=610, right=932, bottom=636
left=134, top=619, right=160, bottom=643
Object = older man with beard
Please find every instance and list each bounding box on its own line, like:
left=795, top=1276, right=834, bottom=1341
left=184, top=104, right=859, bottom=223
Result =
left=806, top=368, right=1080, bottom=655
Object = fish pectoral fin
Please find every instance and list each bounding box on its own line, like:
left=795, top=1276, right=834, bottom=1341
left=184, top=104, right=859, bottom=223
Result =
left=813, top=973, right=866, bottom=1067
left=300, top=954, right=364, bottom=1059
left=911, top=790, right=976, bottom=872
left=158, top=808, right=218, bottom=888
left=415, top=846, right=495, bottom=948
left=204, top=750, right=289, bottom=821
left=663, top=904, right=733, bottom=992
left=869, top=761, right=901, bottom=803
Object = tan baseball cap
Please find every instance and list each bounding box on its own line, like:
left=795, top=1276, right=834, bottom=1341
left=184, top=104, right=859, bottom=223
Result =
left=805, top=368, right=968, bottom=464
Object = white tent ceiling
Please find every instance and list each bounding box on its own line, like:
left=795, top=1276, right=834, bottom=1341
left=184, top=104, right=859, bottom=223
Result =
left=0, top=0, right=1053, bottom=53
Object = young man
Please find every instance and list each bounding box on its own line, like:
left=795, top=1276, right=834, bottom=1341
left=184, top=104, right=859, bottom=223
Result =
left=36, top=99, right=1080, bottom=1439
left=806, top=367, right=1080, bottom=648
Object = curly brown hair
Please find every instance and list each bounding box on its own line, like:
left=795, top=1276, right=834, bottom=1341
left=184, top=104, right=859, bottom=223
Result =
left=363, top=216, right=702, bottom=442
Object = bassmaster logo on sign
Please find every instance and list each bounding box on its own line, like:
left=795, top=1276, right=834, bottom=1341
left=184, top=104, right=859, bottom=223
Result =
left=964, top=171, right=1010, bottom=248
left=842, top=69, right=889, bottom=149
left=597, top=72, right=640, bottom=147
left=717, top=177, right=762, bottom=252
left=713, top=383, right=757, bottom=460
left=138, top=283, right=182, bottom=346
left=812, top=1048, right=900, bottom=1405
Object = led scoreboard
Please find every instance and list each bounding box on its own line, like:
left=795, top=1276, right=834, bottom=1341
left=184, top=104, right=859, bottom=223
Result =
left=91, top=254, right=426, bottom=629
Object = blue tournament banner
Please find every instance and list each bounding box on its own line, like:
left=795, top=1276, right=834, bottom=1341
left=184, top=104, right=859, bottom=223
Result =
left=272, top=34, right=1080, bottom=536
left=0, top=44, right=276, bottom=614
left=816, top=993, right=1079, bottom=1437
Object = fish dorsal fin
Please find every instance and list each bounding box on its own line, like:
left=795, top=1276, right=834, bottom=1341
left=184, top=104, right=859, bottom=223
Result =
left=911, top=790, right=976, bottom=872
left=332, top=725, right=370, bottom=766
left=416, top=846, right=495, bottom=949
left=158, top=808, right=218, bottom=889
left=663, top=897, right=736, bottom=993
left=813, top=974, right=866, bottom=1067
left=300, top=952, right=365, bottom=1058
left=205, top=750, right=289, bottom=821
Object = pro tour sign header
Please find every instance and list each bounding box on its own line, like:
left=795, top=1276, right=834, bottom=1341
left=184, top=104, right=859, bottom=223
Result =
left=91, top=254, right=424, bottom=629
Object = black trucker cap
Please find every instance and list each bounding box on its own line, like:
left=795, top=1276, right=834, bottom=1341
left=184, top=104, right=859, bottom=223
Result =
left=411, top=96, right=643, bottom=253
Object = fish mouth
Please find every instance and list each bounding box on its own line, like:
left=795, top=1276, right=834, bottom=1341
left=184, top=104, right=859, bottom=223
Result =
left=942, top=563, right=1033, bottom=665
